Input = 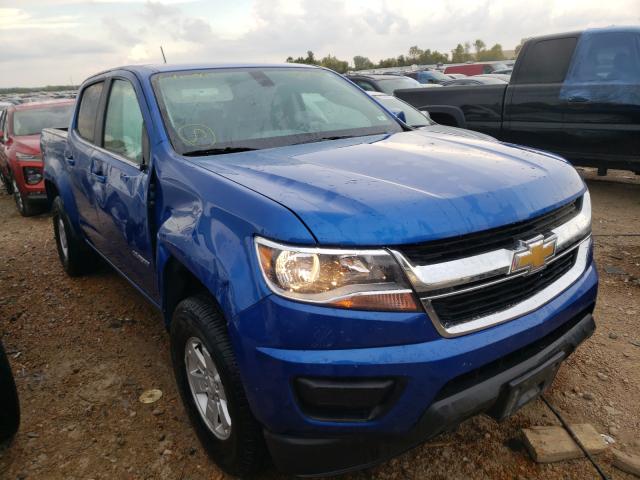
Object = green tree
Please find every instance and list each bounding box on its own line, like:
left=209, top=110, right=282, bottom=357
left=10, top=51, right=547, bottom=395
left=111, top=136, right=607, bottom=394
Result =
left=320, top=54, right=349, bottom=73
left=477, top=43, right=505, bottom=61
left=353, top=55, right=374, bottom=70
left=408, top=45, right=423, bottom=62
left=451, top=43, right=473, bottom=63
left=473, top=39, right=486, bottom=59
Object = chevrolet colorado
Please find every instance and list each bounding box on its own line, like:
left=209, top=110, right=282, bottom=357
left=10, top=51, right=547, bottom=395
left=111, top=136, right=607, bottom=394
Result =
left=41, top=63, right=597, bottom=476
left=396, top=27, right=640, bottom=173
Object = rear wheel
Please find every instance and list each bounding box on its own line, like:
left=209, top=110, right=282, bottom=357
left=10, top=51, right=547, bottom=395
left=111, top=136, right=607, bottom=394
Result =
left=170, top=294, right=266, bottom=476
left=12, top=178, right=38, bottom=217
left=52, top=196, right=98, bottom=276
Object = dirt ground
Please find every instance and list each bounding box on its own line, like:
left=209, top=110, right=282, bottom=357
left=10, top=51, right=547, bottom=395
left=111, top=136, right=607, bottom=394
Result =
left=0, top=168, right=638, bottom=480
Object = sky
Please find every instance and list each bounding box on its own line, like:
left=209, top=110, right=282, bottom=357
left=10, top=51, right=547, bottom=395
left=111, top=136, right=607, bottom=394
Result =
left=0, top=0, right=638, bottom=88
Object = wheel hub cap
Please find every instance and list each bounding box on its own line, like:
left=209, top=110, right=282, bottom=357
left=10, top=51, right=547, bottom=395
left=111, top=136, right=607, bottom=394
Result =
left=184, top=337, right=231, bottom=440
left=57, top=217, right=68, bottom=259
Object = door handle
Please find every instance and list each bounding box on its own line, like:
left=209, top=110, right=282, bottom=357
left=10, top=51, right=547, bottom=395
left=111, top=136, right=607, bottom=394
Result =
left=567, top=96, right=589, bottom=103
left=91, top=171, right=107, bottom=183
left=90, top=160, right=106, bottom=183
left=64, top=150, right=75, bottom=166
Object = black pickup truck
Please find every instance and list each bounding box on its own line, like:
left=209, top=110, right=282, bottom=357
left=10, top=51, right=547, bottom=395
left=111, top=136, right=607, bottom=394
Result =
left=396, top=27, right=640, bottom=174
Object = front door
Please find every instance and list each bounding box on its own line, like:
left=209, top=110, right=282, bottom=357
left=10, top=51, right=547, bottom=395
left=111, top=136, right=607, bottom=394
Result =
left=504, top=36, right=578, bottom=155
left=91, top=76, right=158, bottom=298
left=560, top=30, right=640, bottom=169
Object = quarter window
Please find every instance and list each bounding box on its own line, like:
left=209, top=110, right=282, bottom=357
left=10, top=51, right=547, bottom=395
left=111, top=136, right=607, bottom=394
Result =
left=103, top=79, right=144, bottom=164
left=515, top=37, right=577, bottom=84
left=77, top=82, right=104, bottom=142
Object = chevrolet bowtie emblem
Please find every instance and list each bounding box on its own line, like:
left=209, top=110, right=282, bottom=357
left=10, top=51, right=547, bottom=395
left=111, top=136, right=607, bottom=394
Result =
left=510, top=234, right=557, bottom=274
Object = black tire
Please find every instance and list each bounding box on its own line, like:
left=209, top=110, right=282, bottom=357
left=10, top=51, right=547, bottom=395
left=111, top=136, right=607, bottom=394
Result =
left=171, top=294, right=266, bottom=476
left=0, top=339, right=20, bottom=444
left=11, top=178, right=38, bottom=217
left=52, top=196, right=98, bottom=276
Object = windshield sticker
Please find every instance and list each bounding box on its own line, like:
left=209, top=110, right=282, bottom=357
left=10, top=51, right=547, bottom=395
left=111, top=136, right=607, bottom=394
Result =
left=177, top=124, right=217, bottom=148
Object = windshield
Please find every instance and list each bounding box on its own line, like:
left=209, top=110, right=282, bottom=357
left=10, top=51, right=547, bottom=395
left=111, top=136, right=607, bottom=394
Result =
left=13, top=104, right=73, bottom=136
left=375, top=95, right=433, bottom=127
left=152, top=67, right=402, bottom=154
left=421, top=70, right=450, bottom=82
left=375, top=77, right=421, bottom=94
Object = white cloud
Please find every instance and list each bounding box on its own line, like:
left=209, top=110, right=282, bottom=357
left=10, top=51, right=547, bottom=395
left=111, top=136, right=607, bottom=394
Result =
left=1, top=0, right=639, bottom=87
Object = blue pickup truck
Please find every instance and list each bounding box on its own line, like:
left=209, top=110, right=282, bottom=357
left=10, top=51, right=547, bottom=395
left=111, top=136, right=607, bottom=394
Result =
left=41, top=64, right=597, bottom=476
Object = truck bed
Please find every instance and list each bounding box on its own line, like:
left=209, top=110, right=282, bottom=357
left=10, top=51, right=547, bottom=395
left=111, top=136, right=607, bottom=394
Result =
left=396, top=84, right=507, bottom=139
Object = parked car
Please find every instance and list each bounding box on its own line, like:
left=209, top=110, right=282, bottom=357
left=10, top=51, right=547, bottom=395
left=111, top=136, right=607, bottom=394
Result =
left=475, top=73, right=512, bottom=82
left=0, top=100, right=74, bottom=215
left=404, top=69, right=451, bottom=85
left=43, top=63, right=596, bottom=477
left=345, top=73, right=421, bottom=95
left=447, top=73, right=467, bottom=79
left=0, top=338, right=20, bottom=444
left=443, top=62, right=508, bottom=76
left=493, top=68, right=513, bottom=75
left=396, top=27, right=640, bottom=174
left=367, top=91, right=496, bottom=141
left=441, top=76, right=509, bottom=87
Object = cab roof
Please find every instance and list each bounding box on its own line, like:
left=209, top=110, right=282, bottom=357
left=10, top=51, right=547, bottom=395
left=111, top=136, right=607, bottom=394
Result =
left=85, top=63, right=318, bottom=83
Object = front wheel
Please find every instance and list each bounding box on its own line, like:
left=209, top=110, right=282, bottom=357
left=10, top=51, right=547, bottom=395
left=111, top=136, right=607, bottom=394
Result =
left=52, top=196, right=98, bottom=276
left=170, top=295, right=265, bottom=476
left=12, top=178, right=38, bottom=217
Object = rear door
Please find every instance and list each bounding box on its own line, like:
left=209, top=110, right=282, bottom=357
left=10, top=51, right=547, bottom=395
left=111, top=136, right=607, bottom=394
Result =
left=91, top=74, right=158, bottom=297
left=68, top=81, right=106, bottom=245
left=504, top=36, right=578, bottom=154
left=560, top=30, right=640, bottom=169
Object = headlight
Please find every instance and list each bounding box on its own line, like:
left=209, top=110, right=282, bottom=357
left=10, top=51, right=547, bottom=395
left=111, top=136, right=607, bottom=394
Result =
left=23, top=166, right=43, bottom=185
left=255, top=237, right=419, bottom=311
left=16, top=152, right=41, bottom=161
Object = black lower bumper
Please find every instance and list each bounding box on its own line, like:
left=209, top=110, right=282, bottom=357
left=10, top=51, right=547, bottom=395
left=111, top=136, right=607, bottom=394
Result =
left=264, top=311, right=596, bottom=477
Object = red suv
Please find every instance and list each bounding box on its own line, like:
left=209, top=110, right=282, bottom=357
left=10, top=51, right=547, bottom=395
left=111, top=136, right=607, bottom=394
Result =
left=0, top=100, right=74, bottom=216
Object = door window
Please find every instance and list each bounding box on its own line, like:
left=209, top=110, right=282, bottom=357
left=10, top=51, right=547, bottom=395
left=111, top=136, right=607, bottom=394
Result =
left=77, top=82, right=104, bottom=142
left=566, top=32, right=640, bottom=83
left=514, top=37, right=577, bottom=84
left=103, top=79, right=144, bottom=164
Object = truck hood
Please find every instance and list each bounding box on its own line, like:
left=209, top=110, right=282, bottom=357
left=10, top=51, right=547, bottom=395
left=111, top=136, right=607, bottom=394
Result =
left=193, top=131, right=585, bottom=246
left=12, top=134, right=41, bottom=155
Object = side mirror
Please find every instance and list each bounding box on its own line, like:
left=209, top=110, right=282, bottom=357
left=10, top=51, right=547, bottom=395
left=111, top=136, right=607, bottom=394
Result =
left=390, top=108, right=407, bottom=123
left=420, top=110, right=432, bottom=120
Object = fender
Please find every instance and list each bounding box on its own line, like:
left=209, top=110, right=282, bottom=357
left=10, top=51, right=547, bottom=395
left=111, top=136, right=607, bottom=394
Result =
left=418, top=105, right=467, bottom=128
left=42, top=142, right=82, bottom=232
left=153, top=150, right=316, bottom=326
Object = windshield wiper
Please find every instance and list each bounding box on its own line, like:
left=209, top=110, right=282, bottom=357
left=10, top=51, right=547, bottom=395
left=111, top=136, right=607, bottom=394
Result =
left=292, top=134, right=367, bottom=146
left=183, top=146, right=257, bottom=156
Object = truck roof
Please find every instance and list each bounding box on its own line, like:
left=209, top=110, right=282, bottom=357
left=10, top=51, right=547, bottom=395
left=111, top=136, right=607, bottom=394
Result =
left=85, top=63, right=318, bottom=82
left=529, top=25, right=640, bottom=43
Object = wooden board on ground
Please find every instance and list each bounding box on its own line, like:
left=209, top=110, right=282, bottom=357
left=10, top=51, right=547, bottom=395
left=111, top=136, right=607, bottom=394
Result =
left=522, top=424, right=607, bottom=463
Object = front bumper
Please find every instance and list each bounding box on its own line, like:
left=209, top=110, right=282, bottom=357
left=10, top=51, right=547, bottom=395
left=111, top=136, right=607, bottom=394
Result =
left=265, top=310, right=594, bottom=476
left=229, top=261, right=598, bottom=476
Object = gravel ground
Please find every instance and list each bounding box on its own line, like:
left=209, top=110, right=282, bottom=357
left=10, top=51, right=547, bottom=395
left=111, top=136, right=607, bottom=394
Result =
left=0, top=167, right=638, bottom=480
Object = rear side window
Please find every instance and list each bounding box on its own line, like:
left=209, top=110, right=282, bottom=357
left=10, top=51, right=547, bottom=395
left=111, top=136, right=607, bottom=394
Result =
left=103, top=79, right=144, bottom=164
left=515, top=37, right=577, bottom=84
left=77, top=82, right=104, bottom=142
